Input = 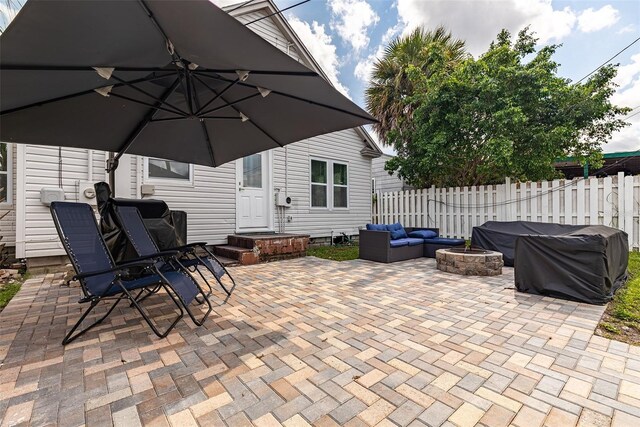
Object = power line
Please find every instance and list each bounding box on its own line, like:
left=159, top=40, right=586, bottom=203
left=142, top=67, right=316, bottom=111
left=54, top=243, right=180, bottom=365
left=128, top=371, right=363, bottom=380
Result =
left=575, top=36, right=640, bottom=84
left=244, top=0, right=310, bottom=26
left=227, top=0, right=257, bottom=13
left=623, top=109, right=640, bottom=121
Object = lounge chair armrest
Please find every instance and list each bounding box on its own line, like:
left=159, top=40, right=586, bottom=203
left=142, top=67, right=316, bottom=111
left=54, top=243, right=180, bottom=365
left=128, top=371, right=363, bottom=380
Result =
left=73, top=259, right=156, bottom=280
left=125, top=250, right=181, bottom=263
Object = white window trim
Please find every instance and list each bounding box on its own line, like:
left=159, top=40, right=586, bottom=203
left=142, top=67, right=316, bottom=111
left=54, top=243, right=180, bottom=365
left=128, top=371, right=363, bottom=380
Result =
left=310, top=157, right=350, bottom=211
left=0, top=142, right=12, bottom=206
left=143, top=157, right=194, bottom=187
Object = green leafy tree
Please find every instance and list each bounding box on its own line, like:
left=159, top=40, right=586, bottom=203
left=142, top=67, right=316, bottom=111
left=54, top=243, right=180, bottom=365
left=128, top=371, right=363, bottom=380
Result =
left=366, top=27, right=467, bottom=144
left=382, top=28, right=630, bottom=188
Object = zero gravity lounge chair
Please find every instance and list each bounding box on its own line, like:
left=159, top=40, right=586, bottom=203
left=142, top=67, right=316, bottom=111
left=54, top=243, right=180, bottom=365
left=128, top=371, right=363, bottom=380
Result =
left=113, top=205, right=236, bottom=298
left=50, top=202, right=211, bottom=345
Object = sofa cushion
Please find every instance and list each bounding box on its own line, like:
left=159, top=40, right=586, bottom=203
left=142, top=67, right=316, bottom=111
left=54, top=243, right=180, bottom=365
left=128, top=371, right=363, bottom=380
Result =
left=424, top=237, right=466, bottom=246
left=390, top=238, right=424, bottom=247
left=389, top=239, right=409, bottom=248
left=404, top=238, right=425, bottom=246
left=366, top=223, right=387, bottom=231
left=386, top=222, right=407, bottom=239
left=408, top=230, right=438, bottom=239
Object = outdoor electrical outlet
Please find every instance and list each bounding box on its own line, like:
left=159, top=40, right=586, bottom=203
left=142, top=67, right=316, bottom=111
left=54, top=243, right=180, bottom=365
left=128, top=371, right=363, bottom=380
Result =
left=287, top=216, right=293, bottom=223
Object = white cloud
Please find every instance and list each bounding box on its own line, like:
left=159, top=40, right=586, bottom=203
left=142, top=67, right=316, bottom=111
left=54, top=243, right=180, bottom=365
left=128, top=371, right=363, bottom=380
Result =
left=577, top=5, right=620, bottom=33
left=329, top=0, right=380, bottom=52
left=395, top=0, right=620, bottom=56
left=617, top=24, right=636, bottom=35
left=608, top=54, right=640, bottom=152
left=354, top=24, right=402, bottom=82
left=287, top=16, right=351, bottom=97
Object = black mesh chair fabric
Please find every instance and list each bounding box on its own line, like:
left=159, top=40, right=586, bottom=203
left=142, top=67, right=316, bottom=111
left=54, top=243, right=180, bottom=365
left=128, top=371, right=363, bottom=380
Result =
left=115, top=206, right=161, bottom=257
left=51, top=202, right=118, bottom=296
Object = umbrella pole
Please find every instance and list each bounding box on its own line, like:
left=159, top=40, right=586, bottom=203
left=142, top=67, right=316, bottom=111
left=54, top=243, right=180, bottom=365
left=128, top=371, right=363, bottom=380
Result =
left=107, top=153, right=116, bottom=193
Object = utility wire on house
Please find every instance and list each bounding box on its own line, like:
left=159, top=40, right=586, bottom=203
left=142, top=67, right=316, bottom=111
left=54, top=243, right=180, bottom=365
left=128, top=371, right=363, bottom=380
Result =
left=575, top=36, right=640, bottom=84
left=244, top=0, right=310, bottom=26
left=227, top=0, right=257, bottom=14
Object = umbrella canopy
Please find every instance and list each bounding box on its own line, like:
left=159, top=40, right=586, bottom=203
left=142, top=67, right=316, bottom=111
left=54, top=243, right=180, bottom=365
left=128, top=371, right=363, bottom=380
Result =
left=0, top=0, right=375, bottom=171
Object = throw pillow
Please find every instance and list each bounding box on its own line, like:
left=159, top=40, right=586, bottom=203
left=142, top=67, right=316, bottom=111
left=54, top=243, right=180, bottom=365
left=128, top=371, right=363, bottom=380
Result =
left=386, top=222, right=407, bottom=239
left=408, top=230, right=438, bottom=239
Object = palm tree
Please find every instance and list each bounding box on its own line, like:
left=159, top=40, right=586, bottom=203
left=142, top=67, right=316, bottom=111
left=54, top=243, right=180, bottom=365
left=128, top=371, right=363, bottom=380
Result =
left=366, top=27, right=467, bottom=144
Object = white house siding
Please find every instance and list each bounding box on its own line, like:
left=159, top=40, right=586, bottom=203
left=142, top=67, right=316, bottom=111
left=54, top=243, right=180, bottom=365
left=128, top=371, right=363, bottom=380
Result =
left=20, top=146, right=107, bottom=258
left=372, top=154, right=408, bottom=193
left=234, top=10, right=303, bottom=64
left=0, top=144, right=17, bottom=249
left=272, top=130, right=373, bottom=238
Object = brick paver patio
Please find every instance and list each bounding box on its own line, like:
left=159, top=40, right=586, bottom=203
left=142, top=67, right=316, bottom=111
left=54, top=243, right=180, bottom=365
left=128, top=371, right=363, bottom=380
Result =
left=1, top=257, right=639, bottom=427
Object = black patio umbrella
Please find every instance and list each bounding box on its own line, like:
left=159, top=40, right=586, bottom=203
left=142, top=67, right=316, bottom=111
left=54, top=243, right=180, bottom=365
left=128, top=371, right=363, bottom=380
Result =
left=0, top=0, right=375, bottom=181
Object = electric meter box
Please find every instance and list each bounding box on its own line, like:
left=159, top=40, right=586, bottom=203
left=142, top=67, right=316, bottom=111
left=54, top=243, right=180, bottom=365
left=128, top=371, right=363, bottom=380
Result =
left=40, top=187, right=65, bottom=206
left=275, top=193, right=292, bottom=207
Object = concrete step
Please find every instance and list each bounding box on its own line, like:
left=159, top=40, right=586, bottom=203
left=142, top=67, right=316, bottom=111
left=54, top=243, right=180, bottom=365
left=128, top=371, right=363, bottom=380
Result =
left=212, top=245, right=258, bottom=265
left=212, top=255, right=240, bottom=267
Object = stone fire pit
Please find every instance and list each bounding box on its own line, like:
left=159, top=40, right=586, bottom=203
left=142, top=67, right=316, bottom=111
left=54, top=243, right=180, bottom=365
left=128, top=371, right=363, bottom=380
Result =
left=436, top=248, right=503, bottom=276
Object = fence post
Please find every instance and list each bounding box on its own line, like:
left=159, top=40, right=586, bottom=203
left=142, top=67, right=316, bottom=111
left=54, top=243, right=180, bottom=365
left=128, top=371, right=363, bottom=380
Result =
left=618, top=172, right=625, bottom=233
left=503, top=177, right=511, bottom=221
left=624, top=174, right=633, bottom=248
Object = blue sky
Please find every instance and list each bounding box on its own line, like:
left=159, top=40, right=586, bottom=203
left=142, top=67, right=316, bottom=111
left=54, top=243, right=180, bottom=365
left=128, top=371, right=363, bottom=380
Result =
left=270, top=0, right=640, bottom=154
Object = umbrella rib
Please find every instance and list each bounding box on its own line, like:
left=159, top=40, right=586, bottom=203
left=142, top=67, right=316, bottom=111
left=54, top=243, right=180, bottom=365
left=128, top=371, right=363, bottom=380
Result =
left=0, top=72, right=175, bottom=116
left=109, top=74, right=188, bottom=116
left=114, top=77, right=183, bottom=162
left=199, top=93, right=261, bottom=116
left=151, top=116, right=241, bottom=122
left=0, top=65, right=318, bottom=77
left=109, top=92, right=186, bottom=116
left=197, top=73, right=375, bottom=122
left=194, top=78, right=240, bottom=116
left=190, top=75, right=218, bottom=167
left=194, top=75, right=283, bottom=148
left=195, top=70, right=318, bottom=77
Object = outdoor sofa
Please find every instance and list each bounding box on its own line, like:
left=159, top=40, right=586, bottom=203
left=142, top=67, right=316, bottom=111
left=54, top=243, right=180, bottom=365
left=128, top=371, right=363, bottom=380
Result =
left=359, top=223, right=465, bottom=263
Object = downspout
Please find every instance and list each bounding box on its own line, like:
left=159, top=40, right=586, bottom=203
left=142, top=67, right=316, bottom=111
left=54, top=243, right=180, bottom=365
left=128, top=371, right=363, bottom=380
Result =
left=15, top=144, right=26, bottom=258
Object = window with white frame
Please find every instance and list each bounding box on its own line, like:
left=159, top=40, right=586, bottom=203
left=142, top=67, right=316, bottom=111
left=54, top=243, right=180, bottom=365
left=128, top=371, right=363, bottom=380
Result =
left=145, top=157, right=193, bottom=183
left=310, top=158, right=349, bottom=209
left=0, top=143, right=11, bottom=204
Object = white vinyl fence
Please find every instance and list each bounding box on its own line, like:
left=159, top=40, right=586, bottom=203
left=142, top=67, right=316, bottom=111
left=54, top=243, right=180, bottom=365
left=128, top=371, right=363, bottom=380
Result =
left=372, top=172, right=640, bottom=250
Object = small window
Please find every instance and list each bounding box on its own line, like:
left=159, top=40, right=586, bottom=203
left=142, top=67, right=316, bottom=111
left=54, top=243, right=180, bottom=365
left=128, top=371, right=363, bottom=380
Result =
left=0, top=143, right=11, bottom=204
left=311, top=159, right=327, bottom=207
left=243, top=153, right=263, bottom=188
left=310, top=158, right=349, bottom=209
left=146, top=158, right=192, bottom=183
left=333, top=162, right=348, bottom=208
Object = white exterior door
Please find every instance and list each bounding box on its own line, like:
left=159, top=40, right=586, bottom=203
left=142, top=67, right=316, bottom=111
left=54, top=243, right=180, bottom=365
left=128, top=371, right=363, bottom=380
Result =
left=236, top=152, right=271, bottom=231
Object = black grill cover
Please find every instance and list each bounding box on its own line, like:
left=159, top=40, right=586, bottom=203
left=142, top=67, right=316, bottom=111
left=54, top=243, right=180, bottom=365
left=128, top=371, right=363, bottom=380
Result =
left=472, top=221, right=629, bottom=304
left=471, top=221, right=584, bottom=266
left=95, top=182, right=187, bottom=263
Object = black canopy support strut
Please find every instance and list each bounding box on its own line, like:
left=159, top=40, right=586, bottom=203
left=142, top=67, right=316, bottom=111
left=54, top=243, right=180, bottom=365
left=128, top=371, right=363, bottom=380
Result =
left=194, top=74, right=283, bottom=148
left=0, top=72, right=174, bottom=116
left=110, top=77, right=182, bottom=170
left=196, top=72, right=375, bottom=122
